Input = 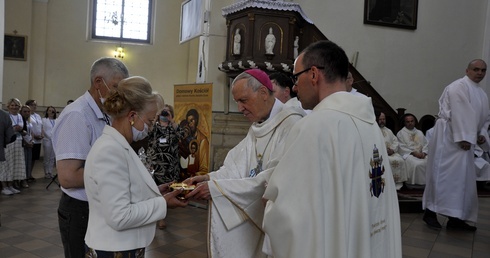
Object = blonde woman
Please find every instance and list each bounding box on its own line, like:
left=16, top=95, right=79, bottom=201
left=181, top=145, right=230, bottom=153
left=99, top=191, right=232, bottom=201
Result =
left=1, top=98, right=26, bottom=195
left=84, top=76, right=187, bottom=256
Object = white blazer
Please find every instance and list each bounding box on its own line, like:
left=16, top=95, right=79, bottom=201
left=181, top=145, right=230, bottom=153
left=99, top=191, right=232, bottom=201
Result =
left=84, top=126, right=167, bottom=251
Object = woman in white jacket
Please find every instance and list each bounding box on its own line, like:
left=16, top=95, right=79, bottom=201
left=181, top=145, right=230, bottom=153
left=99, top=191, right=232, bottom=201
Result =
left=42, top=106, right=57, bottom=179
left=84, top=76, right=187, bottom=257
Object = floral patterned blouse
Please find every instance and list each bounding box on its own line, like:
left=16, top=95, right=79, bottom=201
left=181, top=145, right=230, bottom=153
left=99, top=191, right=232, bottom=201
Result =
left=146, top=122, right=185, bottom=184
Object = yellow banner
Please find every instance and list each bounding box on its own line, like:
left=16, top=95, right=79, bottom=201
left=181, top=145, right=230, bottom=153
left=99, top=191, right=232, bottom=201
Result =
left=174, top=83, right=213, bottom=179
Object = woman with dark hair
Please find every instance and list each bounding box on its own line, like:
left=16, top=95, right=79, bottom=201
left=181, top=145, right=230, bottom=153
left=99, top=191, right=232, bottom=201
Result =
left=20, top=105, right=33, bottom=188
left=26, top=99, right=43, bottom=182
left=42, top=106, right=57, bottom=179
left=146, top=104, right=185, bottom=229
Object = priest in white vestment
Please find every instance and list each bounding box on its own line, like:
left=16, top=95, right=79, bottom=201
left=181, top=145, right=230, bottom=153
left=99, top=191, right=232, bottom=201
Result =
left=346, top=72, right=365, bottom=97
left=423, top=59, right=490, bottom=231
left=184, top=69, right=304, bottom=258
left=377, top=112, right=407, bottom=189
left=263, top=40, right=402, bottom=258
left=396, top=114, right=428, bottom=187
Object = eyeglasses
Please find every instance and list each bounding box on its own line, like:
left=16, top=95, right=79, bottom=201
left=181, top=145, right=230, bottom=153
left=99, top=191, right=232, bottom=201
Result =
left=290, top=66, right=325, bottom=85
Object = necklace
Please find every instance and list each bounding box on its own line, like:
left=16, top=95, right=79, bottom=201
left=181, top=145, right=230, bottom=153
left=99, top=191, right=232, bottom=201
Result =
left=249, top=128, right=277, bottom=177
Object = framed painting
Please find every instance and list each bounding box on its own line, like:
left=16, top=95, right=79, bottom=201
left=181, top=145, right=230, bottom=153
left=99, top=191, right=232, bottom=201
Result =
left=364, top=0, right=418, bottom=30
left=4, top=34, right=27, bottom=61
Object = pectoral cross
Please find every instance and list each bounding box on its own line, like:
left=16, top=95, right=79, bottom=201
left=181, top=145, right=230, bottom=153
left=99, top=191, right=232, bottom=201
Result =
left=249, top=154, right=263, bottom=177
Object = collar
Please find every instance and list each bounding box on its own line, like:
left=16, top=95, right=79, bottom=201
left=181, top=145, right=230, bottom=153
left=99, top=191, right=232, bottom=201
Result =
left=84, top=91, right=108, bottom=124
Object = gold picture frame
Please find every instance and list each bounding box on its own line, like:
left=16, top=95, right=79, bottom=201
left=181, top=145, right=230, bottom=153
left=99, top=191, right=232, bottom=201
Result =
left=4, top=34, right=27, bottom=61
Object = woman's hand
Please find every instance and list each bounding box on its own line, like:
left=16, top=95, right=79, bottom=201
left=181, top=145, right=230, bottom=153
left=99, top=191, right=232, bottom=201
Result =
left=157, top=182, right=174, bottom=195
left=164, top=189, right=188, bottom=208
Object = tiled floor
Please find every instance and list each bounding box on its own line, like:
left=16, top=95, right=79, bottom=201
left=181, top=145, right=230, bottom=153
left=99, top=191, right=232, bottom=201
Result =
left=1, top=160, right=490, bottom=257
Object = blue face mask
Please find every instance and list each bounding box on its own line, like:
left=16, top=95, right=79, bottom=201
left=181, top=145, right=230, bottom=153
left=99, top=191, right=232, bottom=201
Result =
left=132, top=114, right=149, bottom=142
left=160, top=115, right=169, bottom=122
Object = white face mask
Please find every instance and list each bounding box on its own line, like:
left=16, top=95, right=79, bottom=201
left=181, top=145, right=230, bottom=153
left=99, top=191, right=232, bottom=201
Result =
left=132, top=114, right=149, bottom=142
left=98, top=78, right=111, bottom=104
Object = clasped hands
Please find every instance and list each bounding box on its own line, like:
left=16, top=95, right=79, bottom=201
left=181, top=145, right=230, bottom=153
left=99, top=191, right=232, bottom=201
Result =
left=410, top=151, right=426, bottom=159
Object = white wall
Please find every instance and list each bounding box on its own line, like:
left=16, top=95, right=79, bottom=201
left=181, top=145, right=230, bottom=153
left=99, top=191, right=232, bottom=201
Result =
left=297, top=0, right=489, bottom=118
left=0, top=0, right=4, bottom=104
left=3, top=0, right=191, bottom=108
left=2, top=0, right=490, bottom=118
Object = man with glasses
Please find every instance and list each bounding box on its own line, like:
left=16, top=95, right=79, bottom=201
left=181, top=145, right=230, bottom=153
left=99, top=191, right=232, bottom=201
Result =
left=52, top=57, right=129, bottom=257
left=263, top=40, right=402, bottom=258
left=184, top=69, right=304, bottom=258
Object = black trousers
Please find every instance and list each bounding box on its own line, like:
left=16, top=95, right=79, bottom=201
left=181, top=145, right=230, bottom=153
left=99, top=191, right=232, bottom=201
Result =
left=58, top=192, right=89, bottom=258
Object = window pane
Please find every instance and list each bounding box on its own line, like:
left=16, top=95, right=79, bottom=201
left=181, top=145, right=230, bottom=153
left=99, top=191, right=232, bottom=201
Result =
left=94, top=0, right=123, bottom=38
left=93, top=0, right=151, bottom=43
left=122, top=0, right=150, bottom=40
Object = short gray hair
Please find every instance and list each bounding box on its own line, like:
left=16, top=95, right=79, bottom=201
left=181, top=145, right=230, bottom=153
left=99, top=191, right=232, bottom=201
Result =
left=90, top=57, right=129, bottom=84
left=232, top=71, right=268, bottom=93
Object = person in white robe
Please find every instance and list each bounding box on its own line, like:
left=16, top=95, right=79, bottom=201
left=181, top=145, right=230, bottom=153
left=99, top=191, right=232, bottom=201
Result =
left=270, top=72, right=309, bottom=115
left=423, top=59, right=490, bottom=231
left=346, top=72, right=365, bottom=96
left=184, top=69, right=304, bottom=258
left=474, top=145, right=490, bottom=181
left=396, top=114, right=428, bottom=187
left=263, top=40, right=402, bottom=258
left=377, top=111, right=407, bottom=189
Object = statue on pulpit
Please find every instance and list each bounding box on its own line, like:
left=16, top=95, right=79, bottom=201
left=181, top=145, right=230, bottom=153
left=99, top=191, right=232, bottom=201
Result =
left=265, top=27, right=276, bottom=55
left=233, top=28, right=241, bottom=55
left=293, top=36, right=299, bottom=58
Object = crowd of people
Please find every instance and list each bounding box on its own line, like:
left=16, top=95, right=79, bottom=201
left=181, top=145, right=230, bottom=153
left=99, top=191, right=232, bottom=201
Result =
left=0, top=98, right=58, bottom=196
left=1, top=40, right=487, bottom=257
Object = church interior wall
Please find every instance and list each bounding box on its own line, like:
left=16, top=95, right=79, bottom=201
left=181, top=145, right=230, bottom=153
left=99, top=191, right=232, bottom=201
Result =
left=1, top=0, right=489, bottom=121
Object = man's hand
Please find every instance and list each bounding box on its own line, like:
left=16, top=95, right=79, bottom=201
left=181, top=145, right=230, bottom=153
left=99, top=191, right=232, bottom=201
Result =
left=182, top=175, right=208, bottom=186
left=411, top=151, right=426, bottom=159
left=477, top=135, right=486, bottom=145
left=459, top=140, right=471, bottom=151
left=185, top=181, right=211, bottom=200
left=387, top=148, right=394, bottom=156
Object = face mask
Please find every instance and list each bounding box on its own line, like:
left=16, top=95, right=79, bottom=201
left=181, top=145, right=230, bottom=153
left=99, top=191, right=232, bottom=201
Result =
left=160, top=115, right=169, bottom=123
left=132, top=114, right=149, bottom=142
left=98, top=78, right=111, bottom=104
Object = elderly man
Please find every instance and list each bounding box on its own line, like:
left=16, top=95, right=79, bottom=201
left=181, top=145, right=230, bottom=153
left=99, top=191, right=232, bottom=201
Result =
left=184, top=69, right=304, bottom=258
left=423, top=59, right=489, bottom=231
left=377, top=111, right=407, bottom=189
left=263, top=40, right=401, bottom=258
left=397, top=113, right=428, bottom=188
left=52, top=57, right=129, bottom=257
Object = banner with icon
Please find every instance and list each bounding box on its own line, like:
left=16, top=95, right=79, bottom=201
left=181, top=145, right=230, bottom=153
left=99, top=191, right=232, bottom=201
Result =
left=174, top=83, right=213, bottom=180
